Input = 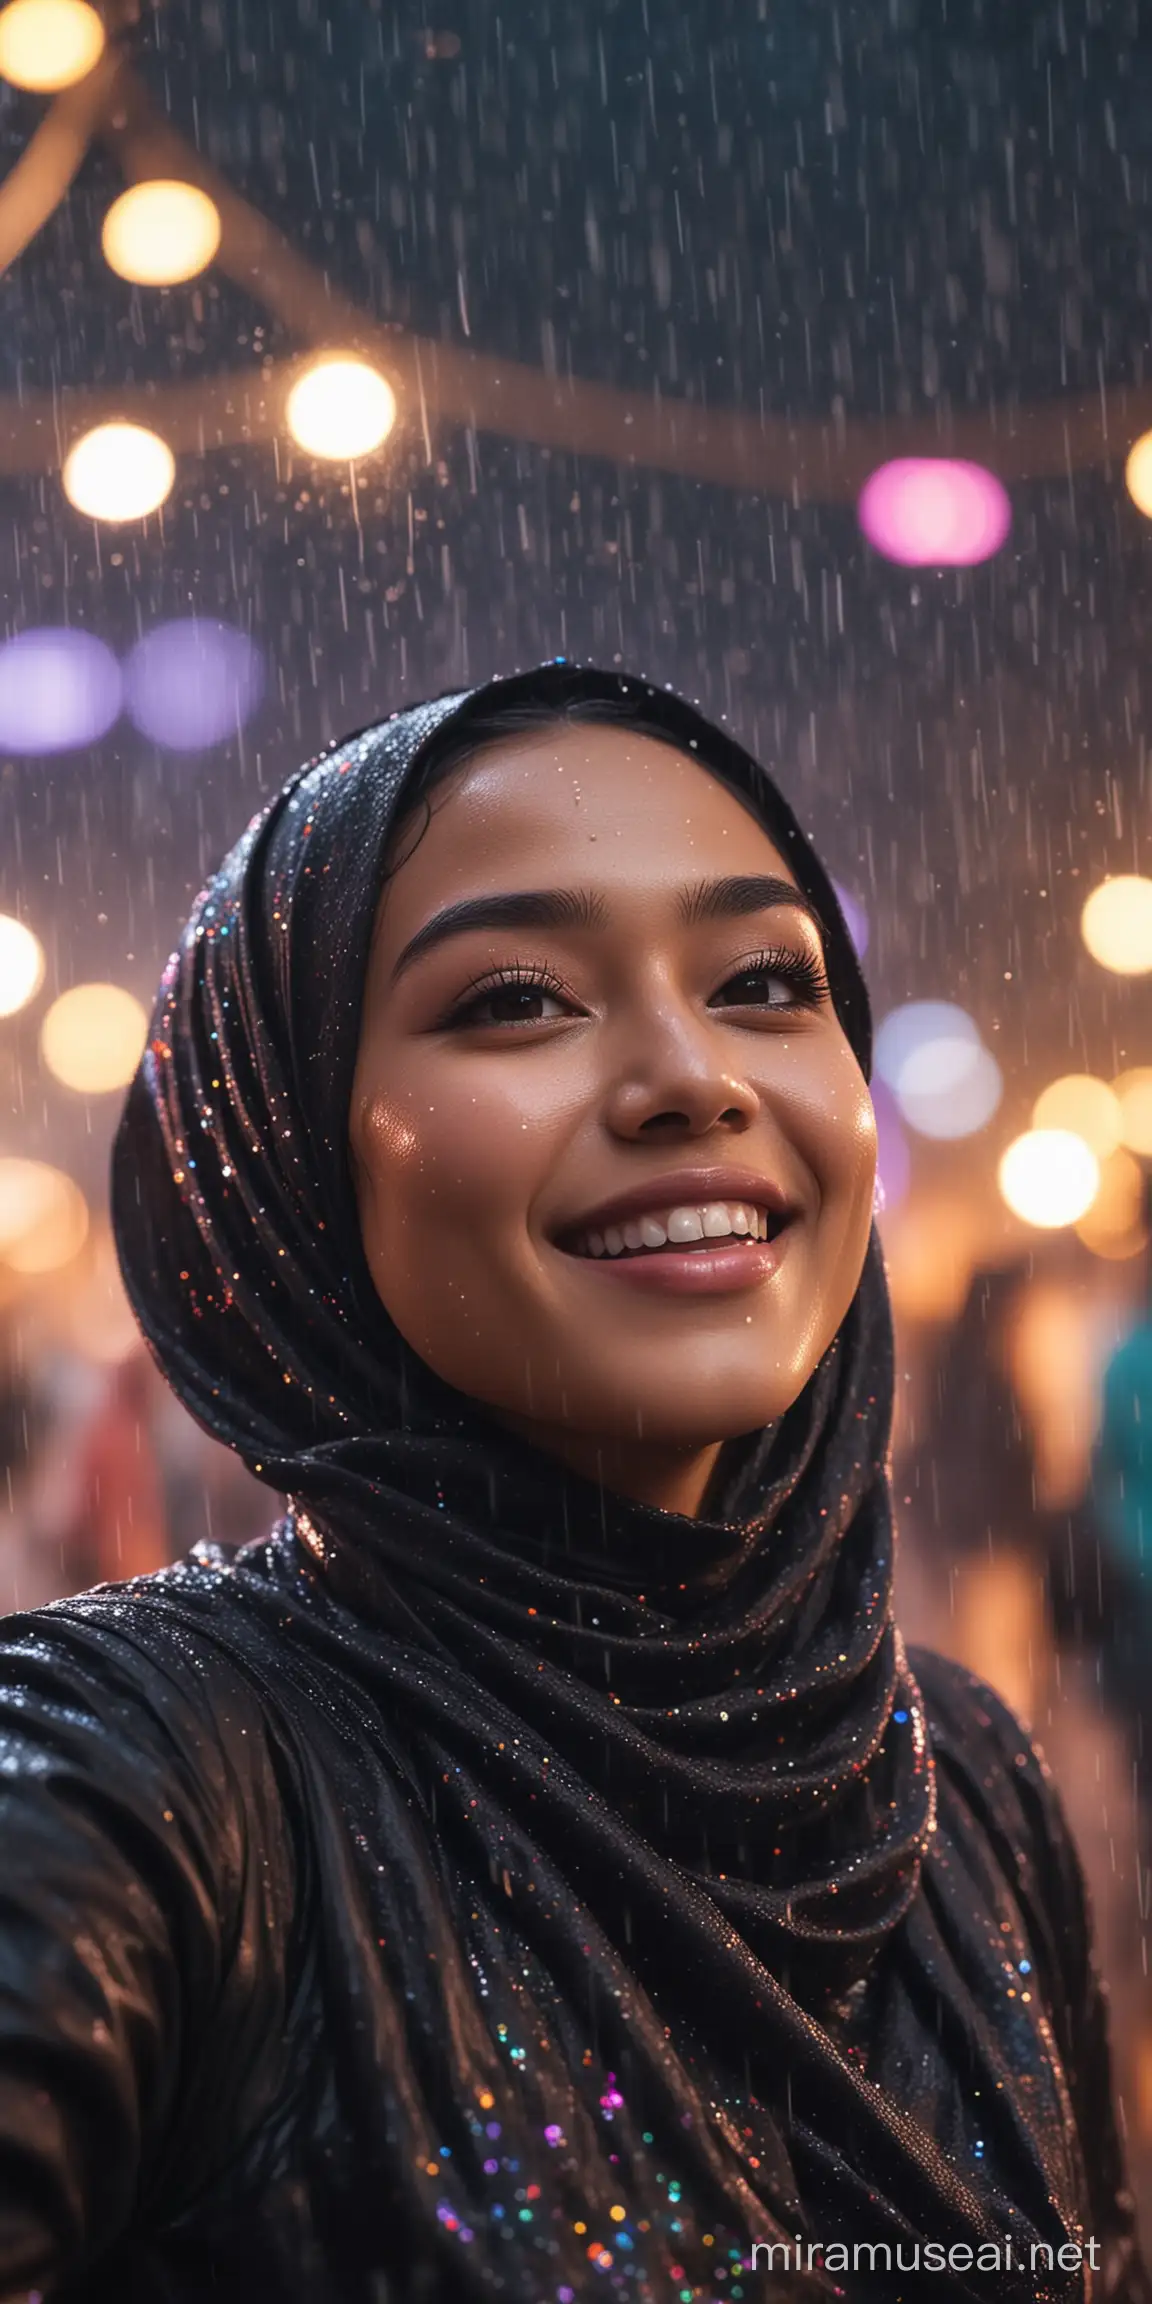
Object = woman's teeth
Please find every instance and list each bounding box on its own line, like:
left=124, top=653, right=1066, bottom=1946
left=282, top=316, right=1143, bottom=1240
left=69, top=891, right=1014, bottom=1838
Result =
left=575, top=1201, right=772, bottom=1258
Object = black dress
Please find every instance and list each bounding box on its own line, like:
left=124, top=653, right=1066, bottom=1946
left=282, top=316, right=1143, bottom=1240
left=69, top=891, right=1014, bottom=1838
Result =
left=0, top=1523, right=1144, bottom=2304
left=2, top=664, right=1142, bottom=2302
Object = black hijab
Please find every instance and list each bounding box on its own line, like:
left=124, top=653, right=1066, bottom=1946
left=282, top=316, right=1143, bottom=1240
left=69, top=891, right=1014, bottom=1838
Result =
left=109, top=665, right=1076, bottom=2298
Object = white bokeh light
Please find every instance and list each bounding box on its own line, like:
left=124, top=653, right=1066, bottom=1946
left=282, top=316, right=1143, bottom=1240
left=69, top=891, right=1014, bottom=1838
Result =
left=998, top=1129, right=1100, bottom=1229
left=0, top=914, right=44, bottom=1018
left=896, top=1044, right=1003, bottom=1140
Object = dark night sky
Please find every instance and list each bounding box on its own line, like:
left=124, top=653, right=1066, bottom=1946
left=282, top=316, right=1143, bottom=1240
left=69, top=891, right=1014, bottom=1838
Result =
left=0, top=0, right=1150, bottom=1210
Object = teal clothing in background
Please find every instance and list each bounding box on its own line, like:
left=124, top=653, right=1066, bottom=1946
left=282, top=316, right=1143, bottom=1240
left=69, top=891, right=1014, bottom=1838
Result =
left=1095, top=1318, right=1152, bottom=1580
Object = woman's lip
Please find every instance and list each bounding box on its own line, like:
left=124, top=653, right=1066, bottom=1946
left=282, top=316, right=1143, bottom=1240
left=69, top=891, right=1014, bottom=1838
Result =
left=558, top=1232, right=790, bottom=1295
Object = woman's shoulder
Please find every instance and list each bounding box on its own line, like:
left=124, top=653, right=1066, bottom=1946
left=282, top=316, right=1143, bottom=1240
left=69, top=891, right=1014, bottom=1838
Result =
left=910, top=1640, right=1070, bottom=1856
left=0, top=1546, right=286, bottom=1815
left=908, top=1642, right=1096, bottom=2023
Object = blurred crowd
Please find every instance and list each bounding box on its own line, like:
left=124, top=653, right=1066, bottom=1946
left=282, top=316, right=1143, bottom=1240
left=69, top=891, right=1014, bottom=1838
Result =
left=2, top=1193, right=1152, bottom=2233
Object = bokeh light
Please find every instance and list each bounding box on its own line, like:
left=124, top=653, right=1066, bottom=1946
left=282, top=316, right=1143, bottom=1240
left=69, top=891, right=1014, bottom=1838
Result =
left=1124, top=431, right=1152, bottom=519
left=1076, top=1148, right=1150, bottom=1261
left=874, top=1001, right=980, bottom=1092
left=0, top=914, right=44, bottom=1018
left=881, top=1195, right=979, bottom=1325
left=102, top=181, right=222, bottom=287
left=897, top=1044, right=1003, bottom=1140
left=998, top=1129, right=1100, bottom=1229
left=1032, top=1073, right=1122, bottom=1157
left=0, top=1158, right=88, bottom=1274
left=831, top=881, right=869, bottom=959
left=1113, top=1067, right=1152, bottom=1158
left=1080, top=874, right=1152, bottom=975
left=285, top=357, right=398, bottom=459
left=0, top=0, right=103, bottom=90
left=40, top=983, right=148, bottom=1094
left=123, top=618, right=266, bottom=751
left=62, top=422, right=176, bottom=522
left=857, top=458, right=1012, bottom=567
left=0, top=626, right=122, bottom=754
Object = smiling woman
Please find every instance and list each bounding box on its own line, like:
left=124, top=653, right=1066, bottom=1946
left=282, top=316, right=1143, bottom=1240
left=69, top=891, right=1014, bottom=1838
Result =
left=0, top=663, right=1145, bottom=2304
left=350, top=712, right=875, bottom=1513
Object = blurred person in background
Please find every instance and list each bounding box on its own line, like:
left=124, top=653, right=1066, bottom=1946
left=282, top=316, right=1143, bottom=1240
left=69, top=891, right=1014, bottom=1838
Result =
left=1089, top=1172, right=1152, bottom=1773
left=0, top=1350, right=53, bottom=1616
left=67, top=1346, right=172, bottom=1588
left=900, top=1259, right=1047, bottom=1725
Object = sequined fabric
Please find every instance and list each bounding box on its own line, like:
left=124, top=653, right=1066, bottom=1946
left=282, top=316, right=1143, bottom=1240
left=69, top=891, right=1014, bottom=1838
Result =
left=0, top=666, right=1145, bottom=2301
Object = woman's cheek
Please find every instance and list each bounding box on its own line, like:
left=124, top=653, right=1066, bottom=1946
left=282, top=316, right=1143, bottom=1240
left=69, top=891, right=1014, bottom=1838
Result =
left=766, top=1043, right=876, bottom=1199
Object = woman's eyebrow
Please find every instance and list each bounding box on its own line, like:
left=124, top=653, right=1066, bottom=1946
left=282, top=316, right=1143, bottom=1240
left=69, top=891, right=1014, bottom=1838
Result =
left=389, top=873, right=823, bottom=984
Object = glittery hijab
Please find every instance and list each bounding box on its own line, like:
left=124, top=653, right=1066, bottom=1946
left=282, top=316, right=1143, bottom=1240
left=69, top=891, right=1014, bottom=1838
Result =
left=111, top=665, right=1012, bottom=2292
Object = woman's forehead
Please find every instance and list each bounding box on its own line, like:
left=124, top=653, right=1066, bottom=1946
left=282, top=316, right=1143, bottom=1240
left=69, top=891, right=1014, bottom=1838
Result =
left=386, top=720, right=797, bottom=897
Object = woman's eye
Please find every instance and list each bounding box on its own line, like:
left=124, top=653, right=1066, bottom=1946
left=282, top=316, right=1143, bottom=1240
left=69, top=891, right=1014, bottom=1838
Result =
left=446, top=972, right=569, bottom=1027
left=713, top=956, right=828, bottom=1009
left=457, top=981, right=568, bottom=1027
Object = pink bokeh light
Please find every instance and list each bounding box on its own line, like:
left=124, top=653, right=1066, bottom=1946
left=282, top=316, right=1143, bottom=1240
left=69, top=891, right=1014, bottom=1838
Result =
left=857, top=458, right=1011, bottom=567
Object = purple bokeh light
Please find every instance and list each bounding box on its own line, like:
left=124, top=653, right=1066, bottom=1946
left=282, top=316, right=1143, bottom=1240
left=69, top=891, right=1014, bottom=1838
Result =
left=123, top=618, right=265, bottom=751
left=857, top=459, right=1011, bottom=567
left=0, top=628, right=123, bottom=755
left=831, top=879, right=869, bottom=959
left=870, top=1079, right=911, bottom=1214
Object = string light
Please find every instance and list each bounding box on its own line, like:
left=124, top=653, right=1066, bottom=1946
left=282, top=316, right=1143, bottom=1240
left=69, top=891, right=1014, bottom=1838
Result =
left=1076, top=1148, right=1149, bottom=1261
left=998, top=1129, right=1100, bottom=1229
left=102, top=181, right=222, bottom=287
left=857, top=458, right=1011, bottom=566
left=1080, top=874, right=1152, bottom=975
left=40, top=983, right=148, bottom=1093
left=0, top=0, right=103, bottom=91
left=0, top=915, right=44, bottom=1018
left=874, top=1001, right=981, bottom=1090
left=0, top=1158, right=88, bottom=1273
left=1031, top=1074, right=1122, bottom=1157
left=62, top=423, right=176, bottom=522
left=285, top=357, right=398, bottom=459
left=0, top=626, right=122, bottom=753
left=897, top=1045, right=1002, bottom=1141
left=123, top=618, right=265, bottom=750
left=1125, top=431, right=1152, bottom=519
left=1112, top=1067, right=1152, bottom=1158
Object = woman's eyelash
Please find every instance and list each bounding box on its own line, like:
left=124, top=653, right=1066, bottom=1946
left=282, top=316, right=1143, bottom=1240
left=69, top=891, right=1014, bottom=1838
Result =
left=440, top=960, right=571, bottom=1026
left=718, top=946, right=830, bottom=1006
left=439, top=945, right=829, bottom=1030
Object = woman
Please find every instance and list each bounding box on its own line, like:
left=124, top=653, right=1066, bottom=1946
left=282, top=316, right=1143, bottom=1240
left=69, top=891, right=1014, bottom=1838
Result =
left=0, top=663, right=1144, bottom=2304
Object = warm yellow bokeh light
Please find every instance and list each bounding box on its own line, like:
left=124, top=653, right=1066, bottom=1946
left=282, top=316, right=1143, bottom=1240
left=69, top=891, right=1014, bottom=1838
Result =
left=1113, top=1067, right=1152, bottom=1158
left=0, top=0, right=103, bottom=90
left=102, top=180, right=222, bottom=287
left=875, top=1195, right=978, bottom=1325
left=0, top=912, right=44, bottom=1018
left=1080, top=874, right=1152, bottom=975
left=1126, top=431, right=1152, bottom=520
left=997, top=1128, right=1100, bottom=1229
left=1076, top=1147, right=1149, bottom=1261
left=1031, top=1072, right=1122, bottom=1157
left=285, top=358, right=398, bottom=459
left=62, top=422, right=176, bottom=523
left=40, top=982, right=148, bottom=1093
left=0, top=1158, right=88, bottom=1274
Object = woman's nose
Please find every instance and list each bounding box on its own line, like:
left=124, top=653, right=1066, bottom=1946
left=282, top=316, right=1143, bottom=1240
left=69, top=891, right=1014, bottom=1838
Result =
left=603, top=1008, right=761, bottom=1141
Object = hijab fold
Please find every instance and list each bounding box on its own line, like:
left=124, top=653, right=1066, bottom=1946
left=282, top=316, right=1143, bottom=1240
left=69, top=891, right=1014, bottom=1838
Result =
left=111, top=663, right=1084, bottom=2298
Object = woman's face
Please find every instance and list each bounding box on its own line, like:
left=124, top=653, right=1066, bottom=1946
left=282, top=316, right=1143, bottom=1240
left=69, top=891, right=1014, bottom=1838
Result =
left=350, top=723, right=876, bottom=1508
